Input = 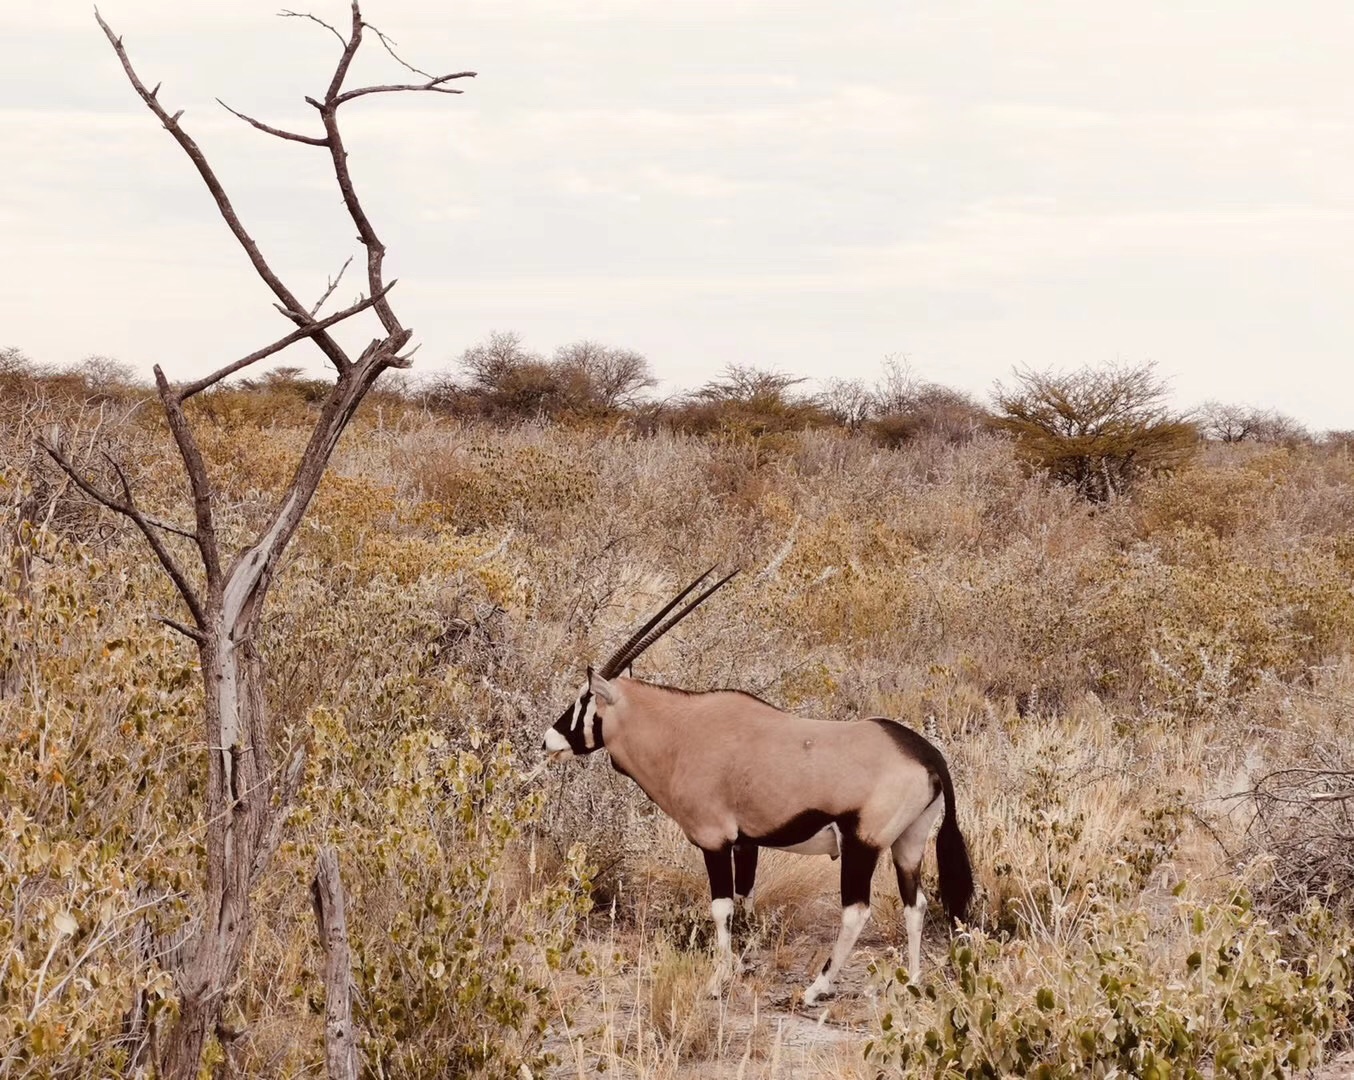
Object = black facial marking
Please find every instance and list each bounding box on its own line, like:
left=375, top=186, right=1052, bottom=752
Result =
left=549, top=688, right=602, bottom=756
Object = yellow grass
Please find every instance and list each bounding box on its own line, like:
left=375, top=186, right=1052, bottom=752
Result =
left=3, top=390, right=1351, bottom=1076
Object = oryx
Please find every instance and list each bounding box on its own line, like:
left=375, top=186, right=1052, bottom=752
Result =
left=543, top=568, right=974, bottom=1005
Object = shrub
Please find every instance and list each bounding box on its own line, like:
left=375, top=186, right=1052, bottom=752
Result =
left=1199, top=401, right=1310, bottom=446
left=0, top=541, right=199, bottom=1078
left=867, top=357, right=990, bottom=447
left=866, top=891, right=1354, bottom=1078
left=994, top=363, right=1197, bottom=501
left=438, top=331, right=655, bottom=423
left=552, top=340, right=656, bottom=410
left=666, top=364, right=832, bottom=437
left=294, top=719, right=594, bottom=1078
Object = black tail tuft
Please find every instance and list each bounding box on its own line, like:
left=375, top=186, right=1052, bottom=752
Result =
left=935, top=769, right=974, bottom=922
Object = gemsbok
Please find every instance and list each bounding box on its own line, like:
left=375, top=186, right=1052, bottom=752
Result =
left=543, top=568, right=975, bottom=1004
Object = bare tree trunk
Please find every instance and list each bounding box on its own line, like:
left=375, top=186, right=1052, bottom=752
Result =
left=311, top=848, right=359, bottom=1080
left=160, top=639, right=274, bottom=1078
left=39, top=8, right=474, bottom=1076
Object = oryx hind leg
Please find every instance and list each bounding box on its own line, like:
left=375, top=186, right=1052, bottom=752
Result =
left=803, top=835, right=879, bottom=1006
left=891, top=793, right=945, bottom=983
left=702, top=845, right=741, bottom=997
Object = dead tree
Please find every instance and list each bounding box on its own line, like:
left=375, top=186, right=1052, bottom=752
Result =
left=39, top=6, right=474, bottom=1076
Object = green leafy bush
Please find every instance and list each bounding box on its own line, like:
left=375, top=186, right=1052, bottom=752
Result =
left=0, top=541, right=199, bottom=1078
left=866, top=892, right=1354, bottom=1078
left=296, top=717, right=594, bottom=1078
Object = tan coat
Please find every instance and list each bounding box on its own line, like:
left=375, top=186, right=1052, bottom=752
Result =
left=599, top=678, right=938, bottom=852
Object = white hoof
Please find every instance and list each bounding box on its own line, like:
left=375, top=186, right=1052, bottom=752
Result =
left=803, top=976, right=833, bottom=1006
left=708, top=959, right=736, bottom=998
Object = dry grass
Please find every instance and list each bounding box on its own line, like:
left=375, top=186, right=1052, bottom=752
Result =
left=3, top=390, right=1352, bottom=1077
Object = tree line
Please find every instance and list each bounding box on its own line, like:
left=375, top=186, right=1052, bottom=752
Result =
left=4, top=338, right=1338, bottom=506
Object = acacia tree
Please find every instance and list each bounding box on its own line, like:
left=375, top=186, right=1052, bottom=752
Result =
left=994, top=362, right=1197, bottom=501
left=40, top=7, right=473, bottom=1076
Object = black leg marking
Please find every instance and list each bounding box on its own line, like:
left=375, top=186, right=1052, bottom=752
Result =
left=733, top=843, right=759, bottom=898
left=703, top=845, right=734, bottom=901
left=839, top=834, right=879, bottom=909
left=895, top=863, right=921, bottom=908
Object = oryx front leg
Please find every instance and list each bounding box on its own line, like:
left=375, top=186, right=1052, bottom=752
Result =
left=702, top=846, right=740, bottom=997
left=803, top=838, right=879, bottom=1006
left=733, top=842, right=759, bottom=914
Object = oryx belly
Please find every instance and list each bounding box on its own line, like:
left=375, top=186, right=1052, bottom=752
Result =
left=772, top=823, right=841, bottom=858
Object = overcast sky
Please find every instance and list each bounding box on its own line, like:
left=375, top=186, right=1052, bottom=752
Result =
left=4, top=2, right=1352, bottom=429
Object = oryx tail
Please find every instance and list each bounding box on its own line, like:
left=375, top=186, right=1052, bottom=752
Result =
left=935, top=757, right=974, bottom=921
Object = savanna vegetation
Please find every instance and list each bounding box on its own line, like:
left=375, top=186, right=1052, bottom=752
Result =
left=3, top=344, right=1353, bottom=1077
left=4, top=5, right=1352, bottom=1078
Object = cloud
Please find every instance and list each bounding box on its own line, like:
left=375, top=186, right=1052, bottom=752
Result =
left=4, top=1, right=1354, bottom=428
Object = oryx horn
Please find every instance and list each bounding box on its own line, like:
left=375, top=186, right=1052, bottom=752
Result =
left=599, top=566, right=738, bottom=678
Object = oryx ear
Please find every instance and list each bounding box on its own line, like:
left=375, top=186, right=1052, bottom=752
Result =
left=589, top=667, right=618, bottom=705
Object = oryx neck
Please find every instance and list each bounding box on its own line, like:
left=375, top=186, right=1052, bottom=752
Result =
left=601, top=680, right=687, bottom=812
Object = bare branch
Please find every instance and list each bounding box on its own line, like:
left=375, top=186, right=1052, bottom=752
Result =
left=311, top=256, right=353, bottom=317
left=311, top=847, right=359, bottom=1079
left=216, top=98, right=327, bottom=146
left=156, top=614, right=207, bottom=643
left=38, top=440, right=206, bottom=630
left=251, top=744, right=308, bottom=881
left=365, top=22, right=435, bottom=80
left=334, top=73, right=476, bottom=104
left=273, top=301, right=308, bottom=326
left=275, top=7, right=473, bottom=344
left=325, top=2, right=365, bottom=105
left=142, top=514, right=198, bottom=541
left=153, top=369, right=222, bottom=586
left=278, top=9, right=347, bottom=48
left=173, top=282, right=397, bottom=401
left=95, top=9, right=353, bottom=376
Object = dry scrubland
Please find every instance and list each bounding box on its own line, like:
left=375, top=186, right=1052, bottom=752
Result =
left=3, top=380, right=1353, bottom=1078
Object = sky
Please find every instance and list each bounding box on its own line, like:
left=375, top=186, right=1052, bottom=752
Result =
left=3, top=2, right=1353, bottom=429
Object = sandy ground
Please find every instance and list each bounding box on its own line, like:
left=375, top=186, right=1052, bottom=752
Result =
left=543, top=910, right=1354, bottom=1080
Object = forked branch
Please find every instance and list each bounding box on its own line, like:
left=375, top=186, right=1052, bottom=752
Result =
left=311, top=256, right=354, bottom=317
left=333, top=74, right=475, bottom=104
left=93, top=7, right=351, bottom=376
left=303, top=2, right=476, bottom=338
left=73, top=6, right=473, bottom=1076
left=38, top=441, right=207, bottom=631
left=172, top=282, right=397, bottom=401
